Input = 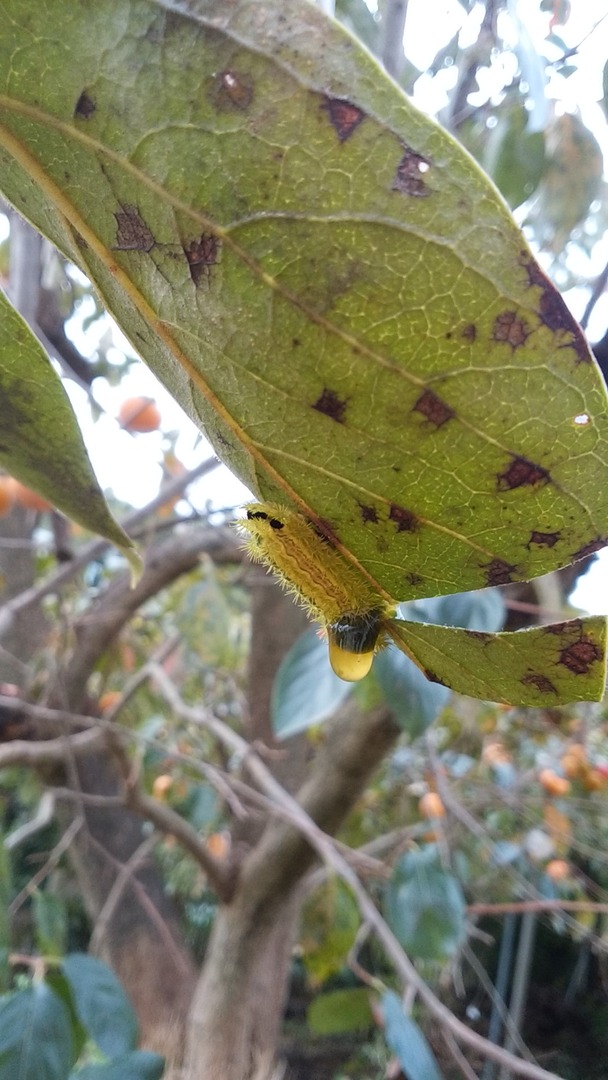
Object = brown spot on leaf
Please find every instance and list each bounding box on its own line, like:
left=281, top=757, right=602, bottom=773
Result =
left=214, top=69, right=254, bottom=110
left=313, top=388, right=348, bottom=423
left=389, top=504, right=418, bottom=533
left=521, top=673, right=558, bottom=694
left=392, top=145, right=431, bottom=197
left=184, top=233, right=221, bottom=285
left=322, top=97, right=365, bottom=142
left=544, top=619, right=580, bottom=637
left=483, top=559, right=517, bottom=586
left=74, top=91, right=95, bottom=119
left=528, top=530, right=561, bottom=548
left=498, top=455, right=549, bottom=491
left=413, top=388, right=454, bottom=427
left=405, top=572, right=424, bottom=586
left=424, top=669, right=450, bottom=687
left=522, top=256, right=590, bottom=363
left=358, top=503, right=379, bottom=524
left=114, top=205, right=154, bottom=252
left=466, top=630, right=493, bottom=643
left=461, top=323, right=477, bottom=342
left=571, top=536, right=608, bottom=561
left=559, top=637, right=603, bottom=675
left=492, top=311, right=531, bottom=349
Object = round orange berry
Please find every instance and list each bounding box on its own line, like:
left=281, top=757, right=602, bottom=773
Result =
left=118, top=396, right=161, bottom=433
left=419, top=792, right=446, bottom=819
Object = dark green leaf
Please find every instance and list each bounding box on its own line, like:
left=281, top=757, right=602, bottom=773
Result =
left=372, top=646, right=450, bottom=737
left=271, top=629, right=352, bottom=738
left=33, top=890, right=68, bottom=958
left=61, top=954, right=137, bottom=1059
left=0, top=984, right=74, bottom=1080
left=385, top=846, right=466, bottom=962
left=301, top=879, right=360, bottom=985
left=381, top=991, right=444, bottom=1080
left=307, top=987, right=373, bottom=1035
left=483, top=107, right=545, bottom=208
left=69, top=1051, right=165, bottom=1080
left=43, top=969, right=87, bottom=1064
left=0, top=292, right=139, bottom=574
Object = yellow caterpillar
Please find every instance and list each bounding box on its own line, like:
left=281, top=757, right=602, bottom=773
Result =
left=239, top=503, right=396, bottom=681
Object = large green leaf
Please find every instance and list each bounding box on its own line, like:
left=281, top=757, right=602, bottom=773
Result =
left=0, top=292, right=138, bottom=568
left=307, top=987, right=373, bottom=1036
left=0, top=984, right=75, bottom=1080
left=0, top=0, right=606, bottom=602
left=61, top=954, right=138, bottom=1060
left=385, top=846, right=466, bottom=963
left=381, top=991, right=444, bottom=1080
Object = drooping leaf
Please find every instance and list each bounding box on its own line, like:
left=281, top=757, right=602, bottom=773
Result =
left=61, top=953, right=138, bottom=1059
left=69, top=1051, right=166, bottom=1080
left=33, top=890, right=67, bottom=958
left=381, top=990, right=444, bottom=1080
left=386, top=614, right=607, bottom=705
left=0, top=0, right=606, bottom=613
left=300, top=879, right=360, bottom=985
left=271, top=628, right=352, bottom=738
left=307, top=987, right=373, bottom=1036
left=0, top=292, right=139, bottom=573
left=526, top=114, right=604, bottom=253
left=385, top=846, right=466, bottom=963
left=0, top=984, right=74, bottom=1080
left=482, top=104, right=545, bottom=208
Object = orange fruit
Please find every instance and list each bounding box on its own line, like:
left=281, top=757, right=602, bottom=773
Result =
left=152, top=774, right=173, bottom=800
left=561, top=744, right=588, bottom=779
left=9, top=479, right=52, bottom=512
left=482, top=741, right=512, bottom=765
left=206, top=832, right=230, bottom=859
left=98, top=690, right=122, bottom=713
left=419, top=791, right=446, bottom=819
left=0, top=477, right=14, bottom=517
left=118, top=396, right=161, bottom=433
left=583, top=768, right=605, bottom=792
left=545, top=859, right=570, bottom=881
left=538, top=768, right=571, bottom=797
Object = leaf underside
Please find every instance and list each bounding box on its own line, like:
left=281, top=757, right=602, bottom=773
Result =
left=388, top=615, right=607, bottom=705
left=0, top=0, right=606, bottom=609
left=0, top=292, right=137, bottom=563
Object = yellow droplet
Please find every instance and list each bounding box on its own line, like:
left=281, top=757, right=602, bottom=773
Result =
left=328, top=636, right=375, bottom=681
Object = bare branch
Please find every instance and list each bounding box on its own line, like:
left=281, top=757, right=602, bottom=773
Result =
left=0, top=456, right=223, bottom=643
left=89, top=834, right=157, bottom=954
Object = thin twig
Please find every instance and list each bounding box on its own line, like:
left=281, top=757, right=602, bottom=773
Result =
left=9, top=817, right=83, bottom=915
left=580, top=256, right=608, bottom=330
left=89, top=834, right=157, bottom=954
left=441, top=1026, right=481, bottom=1080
